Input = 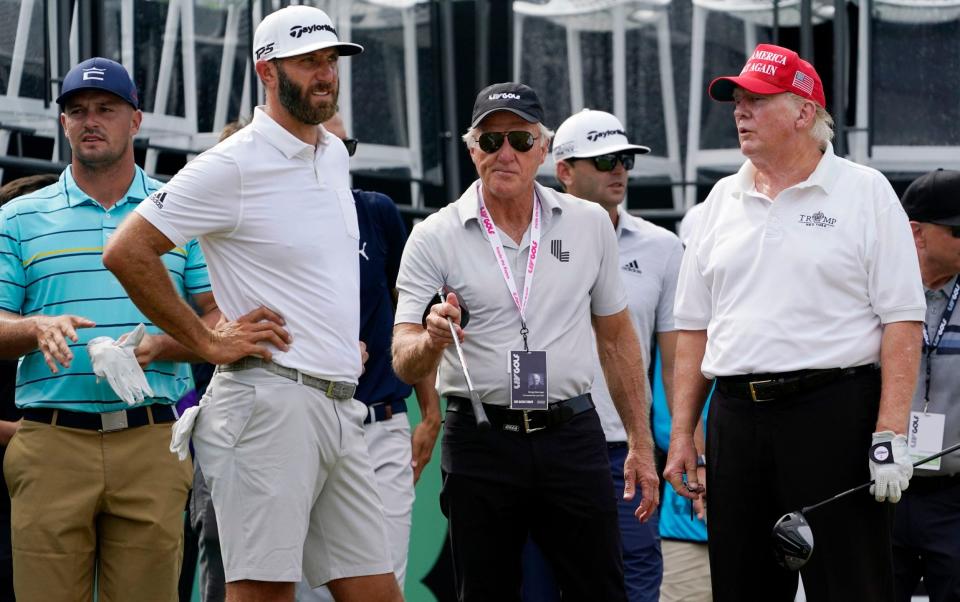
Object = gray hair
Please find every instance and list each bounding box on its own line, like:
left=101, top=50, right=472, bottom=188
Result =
left=787, top=93, right=834, bottom=150
left=462, top=122, right=554, bottom=150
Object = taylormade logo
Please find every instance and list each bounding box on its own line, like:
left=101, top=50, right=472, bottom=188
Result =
left=289, top=23, right=336, bottom=38
left=586, top=128, right=625, bottom=142
left=488, top=93, right=521, bottom=100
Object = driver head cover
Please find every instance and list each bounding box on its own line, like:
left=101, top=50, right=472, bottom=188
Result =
left=772, top=512, right=814, bottom=571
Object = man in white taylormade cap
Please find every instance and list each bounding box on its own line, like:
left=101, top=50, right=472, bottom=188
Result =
left=105, top=6, right=402, bottom=602
left=551, top=109, right=683, bottom=602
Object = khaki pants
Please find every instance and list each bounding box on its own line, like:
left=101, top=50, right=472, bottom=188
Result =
left=660, top=540, right=712, bottom=602
left=3, top=419, right=192, bottom=602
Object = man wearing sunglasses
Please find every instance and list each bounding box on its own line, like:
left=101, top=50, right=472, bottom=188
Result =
left=392, top=83, right=659, bottom=601
left=665, top=43, right=925, bottom=601
left=894, top=169, right=960, bottom=602
left=538, top=109, right=683, bottom=602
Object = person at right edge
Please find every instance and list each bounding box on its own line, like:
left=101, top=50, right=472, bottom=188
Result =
left=664, top=43, right=925, bottom=601
left=894, top=169, right=960, bottom=602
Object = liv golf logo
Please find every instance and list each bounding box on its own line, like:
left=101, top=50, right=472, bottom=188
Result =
left=798, top=211, right=837, bottom=228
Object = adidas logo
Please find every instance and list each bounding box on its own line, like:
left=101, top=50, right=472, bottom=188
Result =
left=622, top=260, right=642, bottom=274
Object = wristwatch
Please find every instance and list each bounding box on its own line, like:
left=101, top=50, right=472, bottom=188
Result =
left=696, top=454, right=707, bottom=468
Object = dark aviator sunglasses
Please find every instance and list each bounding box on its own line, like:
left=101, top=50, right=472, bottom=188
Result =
left=475, top=131, right=539, bottom=154
left=343, top=138, right=358, bottom=157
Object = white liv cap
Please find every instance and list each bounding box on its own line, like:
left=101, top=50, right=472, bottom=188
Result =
left=552, top=109, right=650, bottom=162
left=253, top=5, right=363, bottom=63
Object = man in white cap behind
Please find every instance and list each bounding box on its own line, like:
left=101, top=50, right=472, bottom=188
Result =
left=104, top=5, right=402, bottom=602
left=553, top=109, right=683, bottom=602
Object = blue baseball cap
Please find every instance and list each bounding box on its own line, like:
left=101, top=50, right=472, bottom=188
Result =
left=56, top=57, right=140, bottom=109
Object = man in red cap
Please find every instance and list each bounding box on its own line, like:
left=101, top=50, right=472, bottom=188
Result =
left=664, top=44, right=925, bottom=601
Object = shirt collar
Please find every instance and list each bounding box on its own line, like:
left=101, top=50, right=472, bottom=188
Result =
left=63, top=165, right=152, bottom=209
left=457, top=180, right=563, bottom=228
left=250, top=106, right=331, bottom=160
left=616, top=205, right=643, bottom=237
left=734, top=142, right=841, bottom=200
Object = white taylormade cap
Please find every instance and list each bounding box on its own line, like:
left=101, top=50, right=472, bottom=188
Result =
left=552, top=109, right=650, bottom=162
left=253, top=5, right=363, bottom=63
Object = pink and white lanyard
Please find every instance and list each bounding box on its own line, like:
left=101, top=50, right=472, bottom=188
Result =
left=476, top=186, right=542, bottom=352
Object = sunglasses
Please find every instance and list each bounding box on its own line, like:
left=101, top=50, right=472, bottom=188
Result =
left=475, top=131, right=539, bottom=154
left=573, top=153, right=635, bottom=172
left=343, top=138, right=358, bottom=157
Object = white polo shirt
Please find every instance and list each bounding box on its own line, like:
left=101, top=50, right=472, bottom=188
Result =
left=136, top=107, right=362, bottom=382
left=592, top=208, right=683, bottom=442
left=395, top=181, right=627, bottom=407
left=675, top=144, right=925, bottom=378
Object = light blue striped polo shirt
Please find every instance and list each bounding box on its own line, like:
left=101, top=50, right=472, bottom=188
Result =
left=0, top=165, right=211, bottom=413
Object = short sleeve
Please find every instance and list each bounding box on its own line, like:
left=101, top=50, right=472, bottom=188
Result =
left=395, top=220, right=445, bottom=325
left=0, top=209, right=25, bottom=313
left=865, top=179, right=926, bottom=324
left=673, top=208, right=713, bottom=330
left=589, top=209, right=628, bottom=317
left=656, top=236, right=683, bottom=333
left=183, top=239, right=212, bottom=296
left=135, top=149, right=242, bottom=246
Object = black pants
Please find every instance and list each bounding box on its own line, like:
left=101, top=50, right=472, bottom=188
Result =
left=440, top=407, right=625, bottom=602
left=893, top=475, right=960, bottom=602
left=707, top=368, right=894, bottom=602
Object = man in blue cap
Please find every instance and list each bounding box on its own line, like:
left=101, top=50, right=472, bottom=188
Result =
left=0, top=57, right=264, bottom=601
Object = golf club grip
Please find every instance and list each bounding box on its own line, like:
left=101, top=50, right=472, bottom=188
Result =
left=470, top=391, right=491, bottom=430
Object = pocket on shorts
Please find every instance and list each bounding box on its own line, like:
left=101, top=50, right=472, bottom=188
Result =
left=337, top=188, right=360, bottom=240
left=205, top=373, right=258, bottom=448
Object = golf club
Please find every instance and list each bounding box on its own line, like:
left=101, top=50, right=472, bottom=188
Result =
left=435, top=288, right=490, bottom=431
left=772, top=440, right=960, bottom=570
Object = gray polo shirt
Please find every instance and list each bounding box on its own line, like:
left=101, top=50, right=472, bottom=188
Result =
left=395, top=180, right=627, bottom=407
left=592, top=208, right=683, bottom=442
left=912, top=274, right=960, bottom=476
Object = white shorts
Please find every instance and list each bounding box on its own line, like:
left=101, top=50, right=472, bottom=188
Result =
left=297, top=412, right=416, bottom=601
left=192, top=368, right=392, bottom=586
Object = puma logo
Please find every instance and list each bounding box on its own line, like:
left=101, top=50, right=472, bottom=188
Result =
left=359, top=241, right=369, bottom=261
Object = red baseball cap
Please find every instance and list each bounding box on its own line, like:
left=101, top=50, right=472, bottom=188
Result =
left=708, top=44, right=826, bottom=108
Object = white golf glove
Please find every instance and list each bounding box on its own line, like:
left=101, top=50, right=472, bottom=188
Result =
left=170, top=405, right=199, bottom=461
left=87, top=323, right=154, bottom=406
left=869, top=430, right=912, bottom=503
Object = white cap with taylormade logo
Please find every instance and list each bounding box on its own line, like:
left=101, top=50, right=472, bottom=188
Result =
left=552, top=109, right=650, bottom=162
left=253, top=5, right=363, bottom=63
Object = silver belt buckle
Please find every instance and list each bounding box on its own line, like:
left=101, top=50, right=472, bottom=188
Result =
left=100, top=410, right=129, bottom=432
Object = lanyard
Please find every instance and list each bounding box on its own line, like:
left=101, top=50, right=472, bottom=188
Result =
left=921, top=277, right=960, bottom=410
left=476, top=185, right=541, bottom=352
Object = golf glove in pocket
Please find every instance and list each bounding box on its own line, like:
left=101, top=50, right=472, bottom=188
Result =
left=869, top=430, right=912, bottom=503
left=170, top=405, right=199, bottom=460
left=87, top=323, right=154, bottom=406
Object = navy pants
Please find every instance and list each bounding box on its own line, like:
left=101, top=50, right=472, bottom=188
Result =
left=440, top=407, right=626, bottom=602
left=893, top=475, right=960, bottom=602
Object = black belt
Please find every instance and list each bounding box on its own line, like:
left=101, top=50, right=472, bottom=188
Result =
left=363, top=399, right=408, bottom=424
left=23, top=405, right=177, bottom=432
left=447, top=393, right=594, bottom=434
left=909, top=473, right=960, bottom=493
left=716, top=364, right=878, bottom=402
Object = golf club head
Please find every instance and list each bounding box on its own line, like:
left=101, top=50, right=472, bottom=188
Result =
left=772, top=511, right=814, bottom=571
